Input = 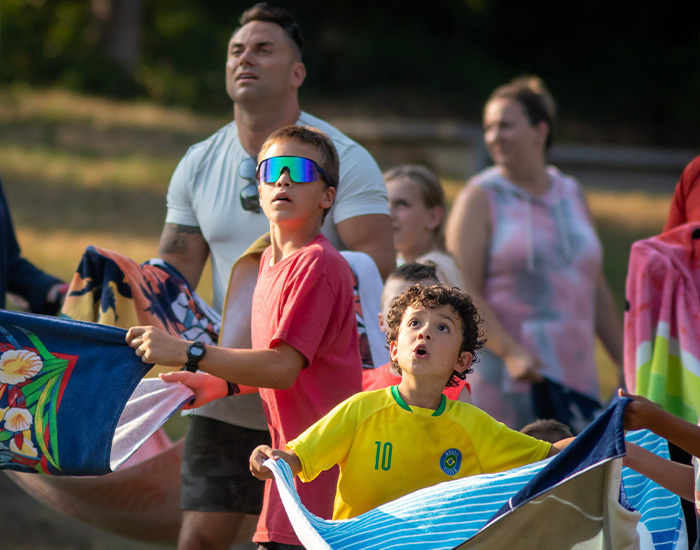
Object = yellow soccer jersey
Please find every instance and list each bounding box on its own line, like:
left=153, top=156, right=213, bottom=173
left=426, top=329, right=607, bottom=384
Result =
left=287, top=386, right=551, bottom=519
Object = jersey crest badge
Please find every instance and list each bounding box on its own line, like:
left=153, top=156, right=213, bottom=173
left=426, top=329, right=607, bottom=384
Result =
left=440, top=448, right=462, bottom=476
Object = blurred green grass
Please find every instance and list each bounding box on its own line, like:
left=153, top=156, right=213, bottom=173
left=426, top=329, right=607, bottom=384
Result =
left=1, top=85, right=673, bottom=403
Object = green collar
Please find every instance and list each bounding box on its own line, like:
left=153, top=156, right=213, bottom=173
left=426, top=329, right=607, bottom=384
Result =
left=391, top=385, right=446, bottom=416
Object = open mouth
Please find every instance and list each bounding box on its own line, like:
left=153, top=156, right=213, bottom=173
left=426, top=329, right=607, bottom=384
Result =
left=414, top=345, right=428, bottom=357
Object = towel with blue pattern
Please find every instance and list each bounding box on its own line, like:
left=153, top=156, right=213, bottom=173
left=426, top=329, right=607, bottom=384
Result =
left=265, top=398, right=686, bottom=549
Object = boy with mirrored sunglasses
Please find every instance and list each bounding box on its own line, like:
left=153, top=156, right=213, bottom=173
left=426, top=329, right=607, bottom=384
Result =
left=127, top=125, right=363, bottom=548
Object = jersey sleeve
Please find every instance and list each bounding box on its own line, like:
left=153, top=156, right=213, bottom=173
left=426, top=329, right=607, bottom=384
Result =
left=287, top=394, right=360, bottom=482
left=469, top=409, right=551, bottom=472
left=164, top=152, right=200, bottom=227
left=331, top=145, right=389, bottom=225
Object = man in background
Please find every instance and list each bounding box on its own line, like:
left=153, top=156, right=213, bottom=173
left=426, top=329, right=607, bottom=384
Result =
left=156, top=3, right=393, bottom=548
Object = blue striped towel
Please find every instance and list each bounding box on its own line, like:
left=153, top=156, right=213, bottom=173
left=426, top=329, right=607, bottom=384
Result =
left=265, top=398, right=685, bottom=549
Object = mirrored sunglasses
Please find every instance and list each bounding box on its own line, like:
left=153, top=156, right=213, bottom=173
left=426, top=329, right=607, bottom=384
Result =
left=256, top=156, right=331, bottom=185
left=238, top=157, right=261, bottom=213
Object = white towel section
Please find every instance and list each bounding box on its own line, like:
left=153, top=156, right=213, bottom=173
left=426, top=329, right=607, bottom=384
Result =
left=341, top=251, right=389, bottom=369
left=111, top=378, right=194, bottom=471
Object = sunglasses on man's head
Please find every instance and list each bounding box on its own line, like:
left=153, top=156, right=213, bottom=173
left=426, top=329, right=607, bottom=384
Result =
left=256, top=156, right=331, bottom=186
left=239, top=157, right=261, bottom=213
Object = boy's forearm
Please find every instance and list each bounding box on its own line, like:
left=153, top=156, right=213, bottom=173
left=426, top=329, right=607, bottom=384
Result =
left=548, top=437, right=575, bottom=456
left=649, top=411, right=700, bottom=458
left=272, top=449, right=303, bottom=477
left=199, top=343, right=305, bottom=389
left=622, top=390, right=700, bottom=458
left=632, top=402, right=700, bottom=458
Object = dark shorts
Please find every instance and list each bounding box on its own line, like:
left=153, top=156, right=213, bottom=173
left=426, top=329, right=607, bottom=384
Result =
left=180, top=415, right=270, bottom=514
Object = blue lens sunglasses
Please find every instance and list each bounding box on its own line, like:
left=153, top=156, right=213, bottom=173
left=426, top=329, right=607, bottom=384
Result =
left=256, top=156, right=331, bottom=186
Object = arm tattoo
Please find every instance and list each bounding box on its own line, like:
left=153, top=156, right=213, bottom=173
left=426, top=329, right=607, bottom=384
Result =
left=160, top=224, right=203, bottom=255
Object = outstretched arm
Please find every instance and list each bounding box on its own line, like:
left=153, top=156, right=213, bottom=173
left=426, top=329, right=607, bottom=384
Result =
left=127, top=325, right=305, bottom=389
left=159, top=370, right=234, bottom=409
left=546, top=437, right=575, bottom=457
left=619, top=389, right=700, bottom=458
left=624, top=442, right=695, bottom=502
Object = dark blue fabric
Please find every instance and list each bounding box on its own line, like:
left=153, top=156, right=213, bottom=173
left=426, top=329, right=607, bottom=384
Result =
left=0, top=309, right=151, bottom=475
left=498, top=396, right=630, bottom=515
left=531, top=377, right=603, bottom=434
left=0, top=178, right=62, bottom=314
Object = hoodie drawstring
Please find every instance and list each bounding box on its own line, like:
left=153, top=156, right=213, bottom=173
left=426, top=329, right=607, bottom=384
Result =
left=520, top=173, right=572, bottom=273
left=552, top=183, right=572, bottom=262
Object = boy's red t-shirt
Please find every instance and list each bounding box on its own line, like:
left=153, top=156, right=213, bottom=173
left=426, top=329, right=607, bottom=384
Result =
left=252, top=234, right=362, bottom=545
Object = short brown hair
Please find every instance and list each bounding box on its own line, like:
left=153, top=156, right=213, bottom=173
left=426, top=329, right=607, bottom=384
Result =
left=487, top=76, right=556, bottom=150
left=386, top=284, right=485, bottom=387
left=236, top=3, right=303, bottom=57
left=520, top=419, right=573, bottom=444
left=258, top=125, right=340, bottom=221
left=380, top=262, right=440, bottom=312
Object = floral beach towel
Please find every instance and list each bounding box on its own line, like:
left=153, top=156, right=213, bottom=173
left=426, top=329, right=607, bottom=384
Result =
left=0, top=309, right=192, bottom=475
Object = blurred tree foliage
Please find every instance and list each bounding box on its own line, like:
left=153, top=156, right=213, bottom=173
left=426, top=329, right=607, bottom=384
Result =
left=2, top=0, right=699, bottom=145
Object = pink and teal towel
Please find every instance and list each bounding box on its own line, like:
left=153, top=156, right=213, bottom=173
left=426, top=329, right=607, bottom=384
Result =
left=624, top=222, right=700, bottom=423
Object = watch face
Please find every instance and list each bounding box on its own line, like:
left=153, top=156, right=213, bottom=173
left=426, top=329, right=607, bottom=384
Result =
left=189, top=343, right=205, bottom=359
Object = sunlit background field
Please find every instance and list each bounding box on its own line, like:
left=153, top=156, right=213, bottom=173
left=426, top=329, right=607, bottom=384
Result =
left=3, top=1, right=698, bottom=546
left=1, top=85, right=675, bottom=403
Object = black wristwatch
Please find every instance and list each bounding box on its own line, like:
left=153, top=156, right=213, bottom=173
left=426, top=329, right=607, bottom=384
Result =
left=184, top=341, right=206, bottom=372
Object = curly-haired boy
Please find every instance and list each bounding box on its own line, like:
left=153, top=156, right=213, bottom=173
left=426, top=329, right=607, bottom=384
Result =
left=250, top=284, right=567, bottom=519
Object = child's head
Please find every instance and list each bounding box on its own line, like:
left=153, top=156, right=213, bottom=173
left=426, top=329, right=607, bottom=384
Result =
left=258, top=125, right=339, bottom=222
left=520, top=419, right=573, bottom=444
left=379, top=262, right=439, bottom=333
left=386, top=284, right=485, bottom=387
left=384, top=164, right=447, bottom=260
